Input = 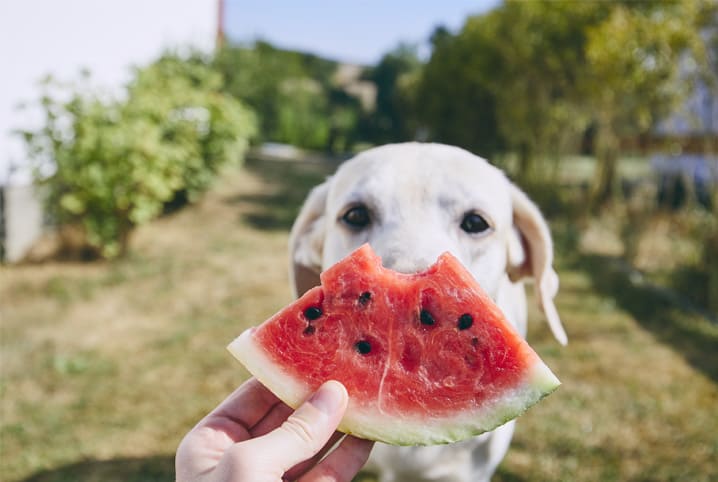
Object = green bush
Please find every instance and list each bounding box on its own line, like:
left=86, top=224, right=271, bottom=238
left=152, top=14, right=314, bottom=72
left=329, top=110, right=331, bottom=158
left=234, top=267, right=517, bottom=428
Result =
left=23, top=54, right=257, bottom=258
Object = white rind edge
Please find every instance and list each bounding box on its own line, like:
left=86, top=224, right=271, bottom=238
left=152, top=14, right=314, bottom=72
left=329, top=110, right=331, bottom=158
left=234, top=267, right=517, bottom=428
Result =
left=228, top=328, right=309, bottom=409
left=228, top=329, right=561, bottom=446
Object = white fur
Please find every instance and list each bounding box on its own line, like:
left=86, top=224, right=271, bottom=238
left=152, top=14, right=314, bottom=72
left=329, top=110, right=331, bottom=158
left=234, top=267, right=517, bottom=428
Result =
left=288, top=142, right=566, bottom=482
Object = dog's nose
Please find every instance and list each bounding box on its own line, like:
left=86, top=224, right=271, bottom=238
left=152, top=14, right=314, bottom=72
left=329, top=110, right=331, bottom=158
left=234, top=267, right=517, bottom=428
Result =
left=379, top=250, right=443, bottom=275
left=370, top=230, right=456, bottom=275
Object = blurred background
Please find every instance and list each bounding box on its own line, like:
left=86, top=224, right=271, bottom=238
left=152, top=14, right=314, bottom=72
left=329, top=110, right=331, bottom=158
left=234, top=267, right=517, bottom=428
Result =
left=1, top=1, right=717, bottom=481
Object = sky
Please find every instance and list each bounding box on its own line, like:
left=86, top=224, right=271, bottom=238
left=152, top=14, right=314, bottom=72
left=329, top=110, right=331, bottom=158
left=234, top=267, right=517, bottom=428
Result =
left=224, top=0, right=500, bottom=64
left=0, top=0, right=499, bottom=185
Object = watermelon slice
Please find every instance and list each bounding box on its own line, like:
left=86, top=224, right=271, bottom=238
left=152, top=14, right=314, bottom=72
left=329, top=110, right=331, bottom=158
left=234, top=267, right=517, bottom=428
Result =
left=228, top=244, right=559, bottom=446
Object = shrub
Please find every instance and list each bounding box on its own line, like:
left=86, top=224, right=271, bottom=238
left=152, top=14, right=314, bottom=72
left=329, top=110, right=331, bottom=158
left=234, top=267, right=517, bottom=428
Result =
left=23, top=54, right=257, bottom=258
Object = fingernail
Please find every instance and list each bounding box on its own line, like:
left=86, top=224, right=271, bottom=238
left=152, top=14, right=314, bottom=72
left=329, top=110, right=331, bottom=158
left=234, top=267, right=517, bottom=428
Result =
left=309, top=380, right=347, bottom=415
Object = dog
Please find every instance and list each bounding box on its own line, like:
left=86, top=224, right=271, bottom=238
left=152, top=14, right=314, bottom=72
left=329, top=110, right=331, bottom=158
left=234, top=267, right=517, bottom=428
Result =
left=288, top=142, right=567, bottom=482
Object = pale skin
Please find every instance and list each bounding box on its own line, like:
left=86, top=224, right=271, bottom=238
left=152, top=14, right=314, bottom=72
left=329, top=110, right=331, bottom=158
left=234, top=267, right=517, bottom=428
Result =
left=176, top=378, right=374, bottom=482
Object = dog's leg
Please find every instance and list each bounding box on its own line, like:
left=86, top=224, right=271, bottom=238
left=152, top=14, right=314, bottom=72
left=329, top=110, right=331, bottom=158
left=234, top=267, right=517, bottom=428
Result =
left=469, top=421, right=516, bottom=481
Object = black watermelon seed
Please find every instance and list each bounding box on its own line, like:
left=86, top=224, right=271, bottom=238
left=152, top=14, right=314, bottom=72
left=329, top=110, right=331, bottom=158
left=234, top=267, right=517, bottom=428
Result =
left=304, top=307, right=322, bottom=320
left=458, top=313, right=473, bottom=330
left=303, top=325, right=316, bottom=335
left=420, top=309, right=436, bottom=326
left=355, top=340, right=372, bottom=354
left=358, top=291, right=372, bottom=305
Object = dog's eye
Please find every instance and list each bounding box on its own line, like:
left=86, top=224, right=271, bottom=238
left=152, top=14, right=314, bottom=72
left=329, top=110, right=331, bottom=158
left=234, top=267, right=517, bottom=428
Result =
left=342, top=205, right=371, bottom=229
left=460, top=212, right=490, bottom=234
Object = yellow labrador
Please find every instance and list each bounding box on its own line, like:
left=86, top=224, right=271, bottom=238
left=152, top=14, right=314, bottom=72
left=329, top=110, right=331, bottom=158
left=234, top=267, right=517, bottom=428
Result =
left=289, top=142, right=566, bottom=482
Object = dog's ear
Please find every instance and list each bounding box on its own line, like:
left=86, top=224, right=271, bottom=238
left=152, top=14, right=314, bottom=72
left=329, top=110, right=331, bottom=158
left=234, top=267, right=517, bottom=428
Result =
left=288, top=179, right=331, bottom=298
left=506, top=184, right=568, bottom=345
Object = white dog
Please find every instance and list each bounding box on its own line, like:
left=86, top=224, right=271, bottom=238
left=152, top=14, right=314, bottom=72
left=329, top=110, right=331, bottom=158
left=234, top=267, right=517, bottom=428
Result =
left=288, top=142, right=567, bottom=482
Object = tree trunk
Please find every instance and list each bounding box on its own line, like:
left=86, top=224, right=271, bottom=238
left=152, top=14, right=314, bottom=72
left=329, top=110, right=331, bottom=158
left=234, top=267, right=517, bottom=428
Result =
left=592, top=152, right=617, bottom=206
left=118, top=221, right=133, bottom=258
left=590, top=115, right=619, bottom=209
left=516, top=142, right=533, bottom=183
left=706, top=228, right=718, bottom=316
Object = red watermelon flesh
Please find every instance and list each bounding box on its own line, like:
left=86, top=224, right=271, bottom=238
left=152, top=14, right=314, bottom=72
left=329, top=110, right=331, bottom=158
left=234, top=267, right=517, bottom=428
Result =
left=228, top=244, right=560, bottom=445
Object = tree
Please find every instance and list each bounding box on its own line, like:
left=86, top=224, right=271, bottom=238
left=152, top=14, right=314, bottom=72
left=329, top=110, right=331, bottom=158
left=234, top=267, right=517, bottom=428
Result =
left=363, top=43, right=422, bottom=143
left=583, top=1, right=715, bottom=205
left=415, top=0, right=712, bottom=194
left=474, top=2, right=608, bottom=178
left=215, top=42, right=308, bottom=143
left=415, top=4, right=606, bottom=170
left=275, top=77, right=331, bottom=150
left=215, top=41, right=362, bottom=152
left=415, top=25, right=504, bottom=159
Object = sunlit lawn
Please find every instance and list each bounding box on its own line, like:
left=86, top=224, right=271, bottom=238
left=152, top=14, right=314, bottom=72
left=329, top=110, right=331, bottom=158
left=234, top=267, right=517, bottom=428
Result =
left=1, top=157, right=716, bottom=481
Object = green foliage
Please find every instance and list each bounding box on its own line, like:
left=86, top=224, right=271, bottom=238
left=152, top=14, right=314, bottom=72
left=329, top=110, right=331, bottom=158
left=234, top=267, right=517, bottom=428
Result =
left=583, top=1, right=714, bottom=204
left=23, top=53, right=257, bottom=258
left=479, top=2, right=607, bottom=168
left=363, top=43, right=422, bottom=143
left=412, top=0, right=714, bottom=187
left=416, top=2, right=612, bottom=167
left=415, top=26, right=504, bottom=158
left=215, top=42, right=361, bottom=152
left=275, top=78, right=331, bottom=149
left=585, top=2, right=709, bottom=128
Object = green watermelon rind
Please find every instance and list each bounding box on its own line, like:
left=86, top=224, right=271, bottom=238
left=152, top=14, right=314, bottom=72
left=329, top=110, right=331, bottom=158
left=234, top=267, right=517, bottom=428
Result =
left=228, top=328, right=560, bottom=446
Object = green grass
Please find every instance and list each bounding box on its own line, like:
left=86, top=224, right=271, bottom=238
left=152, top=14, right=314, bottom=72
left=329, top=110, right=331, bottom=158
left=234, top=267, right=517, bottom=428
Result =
left=2, top=157, right=717, bottom=481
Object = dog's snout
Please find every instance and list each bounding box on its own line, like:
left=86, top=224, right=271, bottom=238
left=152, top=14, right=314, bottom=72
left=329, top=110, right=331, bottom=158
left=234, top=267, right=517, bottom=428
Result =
left=372, top=230, right=456, bottom=275
left=379, top=250, right=442, bottom=274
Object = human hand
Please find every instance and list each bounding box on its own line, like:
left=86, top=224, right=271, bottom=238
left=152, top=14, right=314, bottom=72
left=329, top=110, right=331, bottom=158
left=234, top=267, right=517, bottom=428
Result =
left=175, top=378, right=374, bottom=482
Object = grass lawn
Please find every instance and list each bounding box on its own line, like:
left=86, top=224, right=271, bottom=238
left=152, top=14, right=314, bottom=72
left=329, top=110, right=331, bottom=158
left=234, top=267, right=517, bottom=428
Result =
left=2, top=157, right=717, bottom=481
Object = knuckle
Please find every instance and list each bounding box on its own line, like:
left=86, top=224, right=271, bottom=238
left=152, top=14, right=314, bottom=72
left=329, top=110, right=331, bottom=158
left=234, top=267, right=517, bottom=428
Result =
left=318, top=463, right=345, bottom=482
left=281, top=414, right=319, bottom=449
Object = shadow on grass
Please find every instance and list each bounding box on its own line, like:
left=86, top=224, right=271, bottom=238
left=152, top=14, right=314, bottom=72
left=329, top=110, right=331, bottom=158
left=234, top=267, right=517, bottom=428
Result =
left=21, top=457, right=380, bottom=482
left=227, top=156, right=338, bottom=231
left=494, top=467, right=528, bottom=482
left=666, top=263, right=712, bottom=313
left=574, top=253, right=718, bottom=383
left=21, top=455, right=174, bottom=482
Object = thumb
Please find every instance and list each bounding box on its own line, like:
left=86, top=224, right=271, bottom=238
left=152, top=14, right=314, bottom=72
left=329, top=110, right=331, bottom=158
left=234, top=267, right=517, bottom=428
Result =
left=234, top=380, right=348, bottom=475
